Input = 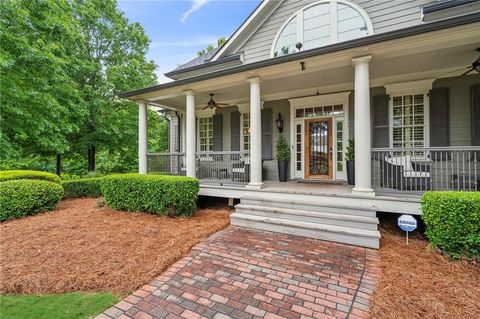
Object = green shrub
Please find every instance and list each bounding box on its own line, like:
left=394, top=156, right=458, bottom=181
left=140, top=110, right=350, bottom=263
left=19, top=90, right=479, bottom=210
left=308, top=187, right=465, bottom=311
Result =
left=0, top=180, right=64, bottom=221
left=101, top=174, right=199, bottom=217
left=0, top=170, right=61, bottom=184
left=62, top=178, right=103, bottom=199
left=421, top=191, right=480, bottom=260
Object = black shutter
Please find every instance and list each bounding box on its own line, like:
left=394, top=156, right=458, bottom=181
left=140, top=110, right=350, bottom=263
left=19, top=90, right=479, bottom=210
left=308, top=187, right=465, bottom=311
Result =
left=230, top=111, right=240, bottom=151
left=212, top=113, right=223, bottom=151
left=472, top=84, right=480, bottom=146
left=261, top=108, right=272, bottom=160
left=429, top=88, right=450, bottom=147
left=372, top=95, right=389, bottom=148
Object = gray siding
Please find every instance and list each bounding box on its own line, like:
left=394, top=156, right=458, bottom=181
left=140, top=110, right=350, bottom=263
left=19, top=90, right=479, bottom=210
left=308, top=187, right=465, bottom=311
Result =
left=215, top=106, right=238, bottom=151
left=262, top=99, right=291, bottom=181
left=433, top=74, right=480, bottom=146
left=239, top=0, right=432, bottom=64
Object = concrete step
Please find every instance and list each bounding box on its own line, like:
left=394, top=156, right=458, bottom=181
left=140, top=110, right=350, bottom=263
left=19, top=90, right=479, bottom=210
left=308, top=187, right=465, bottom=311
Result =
left=235, top=204, right=378, bottom=230
left=230, top=213, right=380, bottom=249
left=241, top=196, right=377, bottom=217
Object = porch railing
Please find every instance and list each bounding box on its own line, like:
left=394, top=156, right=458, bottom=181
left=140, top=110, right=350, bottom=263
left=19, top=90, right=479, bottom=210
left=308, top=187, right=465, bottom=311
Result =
left=146, top=151, right=251, bottom=184
left=196, top=151, right=250, bottom=184
left=371, top=147, right=480, bottom=192
left=147, top=152, right=186, bottom=175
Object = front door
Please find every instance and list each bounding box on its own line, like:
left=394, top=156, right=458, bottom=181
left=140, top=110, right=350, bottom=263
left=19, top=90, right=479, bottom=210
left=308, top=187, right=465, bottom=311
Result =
left=305, top=118, right=333, bottom=179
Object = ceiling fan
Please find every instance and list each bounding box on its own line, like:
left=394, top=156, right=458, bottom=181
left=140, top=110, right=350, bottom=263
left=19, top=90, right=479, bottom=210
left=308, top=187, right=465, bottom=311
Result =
left=436, top=48, right=480, bottom=78
left=202, top=93, right=230, bottom=110
left=457, top=47, right=480, bottom=77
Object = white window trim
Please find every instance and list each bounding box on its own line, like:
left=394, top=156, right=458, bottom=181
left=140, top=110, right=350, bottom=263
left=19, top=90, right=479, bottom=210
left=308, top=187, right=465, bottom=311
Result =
left=385, top=79, right=434, bottom=149
left=196, top=110, right=214, bottom=153
left=288, top=91, right=350, bottom=180
left=270, top=0, right=374, bottom=58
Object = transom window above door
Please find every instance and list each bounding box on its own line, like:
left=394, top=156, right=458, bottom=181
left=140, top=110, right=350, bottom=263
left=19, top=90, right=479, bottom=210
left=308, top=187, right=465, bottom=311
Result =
left=295, top=104, right=344, bottom=118
left=272, top=0, right=373, bottom=57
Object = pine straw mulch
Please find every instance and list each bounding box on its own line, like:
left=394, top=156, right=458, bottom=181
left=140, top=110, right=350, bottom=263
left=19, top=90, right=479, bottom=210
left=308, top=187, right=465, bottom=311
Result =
left=0, top=198, right=230, bottom=295
left=370, top=217, right=480, bottom=319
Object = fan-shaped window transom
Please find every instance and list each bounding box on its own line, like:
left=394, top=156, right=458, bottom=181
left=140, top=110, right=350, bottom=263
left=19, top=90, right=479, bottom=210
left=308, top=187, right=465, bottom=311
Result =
left=272, top=0, right=373, bottom=57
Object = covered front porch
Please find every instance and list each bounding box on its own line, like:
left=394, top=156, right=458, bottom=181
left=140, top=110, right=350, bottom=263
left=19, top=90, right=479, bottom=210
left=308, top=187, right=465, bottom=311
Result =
left=132, top=21, right=479, bottom=205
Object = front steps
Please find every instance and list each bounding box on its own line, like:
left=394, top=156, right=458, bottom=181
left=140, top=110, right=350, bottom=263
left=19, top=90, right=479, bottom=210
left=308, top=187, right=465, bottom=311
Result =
left=231, top=194, right=380, bottom=249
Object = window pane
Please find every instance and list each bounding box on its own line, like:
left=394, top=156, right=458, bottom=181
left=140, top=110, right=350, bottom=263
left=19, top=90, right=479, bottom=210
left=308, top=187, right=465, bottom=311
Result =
left=274, top=17, right=297, bottom=57
left=337, top=3, right=369, bottom=42
left=303, top=3, right=330, bottom=50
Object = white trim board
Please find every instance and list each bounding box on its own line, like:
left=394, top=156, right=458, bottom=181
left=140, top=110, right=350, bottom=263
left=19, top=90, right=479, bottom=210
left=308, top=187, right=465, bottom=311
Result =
left=270, top=0, right=374, bottom=58
left=289, top=91, right=351, bottom=181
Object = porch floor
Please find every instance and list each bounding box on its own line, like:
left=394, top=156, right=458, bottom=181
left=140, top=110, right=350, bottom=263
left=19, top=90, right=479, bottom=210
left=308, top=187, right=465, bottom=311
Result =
left=199, top=180, right=423, bottom=215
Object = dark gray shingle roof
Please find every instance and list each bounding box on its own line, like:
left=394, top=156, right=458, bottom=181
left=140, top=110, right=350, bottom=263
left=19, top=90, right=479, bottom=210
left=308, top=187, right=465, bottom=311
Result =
left=171, top=47, right=220, bottom=72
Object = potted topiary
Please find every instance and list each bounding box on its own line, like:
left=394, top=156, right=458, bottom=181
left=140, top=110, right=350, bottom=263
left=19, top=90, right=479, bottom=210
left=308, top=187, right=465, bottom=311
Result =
left=345, top=139, right=355, bottom=185
left=276, top=134, right=290, bottom=182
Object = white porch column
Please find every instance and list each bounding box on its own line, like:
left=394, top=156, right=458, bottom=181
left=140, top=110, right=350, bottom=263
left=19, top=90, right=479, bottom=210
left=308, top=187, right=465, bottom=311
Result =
left=352, top=56, right=374, bottom=196
left=185, top=90, right=196, bottom=178
left=138, top=101, right=148, bottom=174
left=246, top=77, right=263, bottom=189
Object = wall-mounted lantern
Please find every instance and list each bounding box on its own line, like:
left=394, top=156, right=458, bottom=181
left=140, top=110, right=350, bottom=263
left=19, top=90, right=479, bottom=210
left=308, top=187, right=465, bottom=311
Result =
left=276, top=113, right=284, bottom=133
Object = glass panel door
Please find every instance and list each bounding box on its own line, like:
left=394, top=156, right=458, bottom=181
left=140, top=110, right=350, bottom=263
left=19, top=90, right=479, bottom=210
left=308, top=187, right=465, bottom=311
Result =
left=294, top=121, right=304, bottom=178
left=305, top=118, right=333, bottom=179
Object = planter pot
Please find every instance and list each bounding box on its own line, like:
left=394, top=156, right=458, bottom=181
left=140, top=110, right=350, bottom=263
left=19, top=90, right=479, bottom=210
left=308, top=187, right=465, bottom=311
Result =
left=346, top=160, right=355, bottom=185
left=278, top=160, right=288, bottom=182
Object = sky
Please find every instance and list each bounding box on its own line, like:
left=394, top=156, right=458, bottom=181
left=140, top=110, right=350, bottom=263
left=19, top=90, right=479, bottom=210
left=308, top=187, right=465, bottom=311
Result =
left=118, top=0, right=261, bottom=83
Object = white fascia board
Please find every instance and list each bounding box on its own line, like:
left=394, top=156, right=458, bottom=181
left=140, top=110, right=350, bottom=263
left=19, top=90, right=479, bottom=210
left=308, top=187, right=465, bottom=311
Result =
left=211, top=0, right=281, bottom=62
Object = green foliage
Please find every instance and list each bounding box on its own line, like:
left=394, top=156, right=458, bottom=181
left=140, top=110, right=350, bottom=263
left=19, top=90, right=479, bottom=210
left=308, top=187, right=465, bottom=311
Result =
left=62, top=177, right=104, bottom=198
left=421, top=192, right=480, bottom=260
left=0, top=0, right=85, bottom=160
left=0, top=292, right=118, bottom=319
left=345, top=139, right=355, bottom=161
left=0, top=170, right=61, bottom=184
left=276, top=134, right=290, bottom=161
left=0, top=0, right=162, bottom=174
left=197, top=36, right=226, bottom=56
left=0, top=180, right=64, bottom=221
left=101, top=174, right=199, bottom=217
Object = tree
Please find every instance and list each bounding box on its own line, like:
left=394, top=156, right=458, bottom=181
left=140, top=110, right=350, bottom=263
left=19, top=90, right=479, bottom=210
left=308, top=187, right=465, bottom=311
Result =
left=197, top=36, right=226, bottom=56
left=70, top=0, right=157, bottom=171
left=0, top=0, right=85, bottom=163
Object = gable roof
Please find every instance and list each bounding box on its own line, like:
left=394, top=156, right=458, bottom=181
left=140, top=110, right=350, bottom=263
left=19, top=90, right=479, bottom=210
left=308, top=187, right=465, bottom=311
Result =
left=210, top=0, right=282, bottom=62
left=119, top=12, right=480, bottom=99
left=164, top=0, right=275, bottom=79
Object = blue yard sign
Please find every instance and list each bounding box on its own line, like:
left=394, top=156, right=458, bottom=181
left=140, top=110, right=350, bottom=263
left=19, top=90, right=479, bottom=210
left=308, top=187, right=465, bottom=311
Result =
left=398, top=214, right=417, bottom=245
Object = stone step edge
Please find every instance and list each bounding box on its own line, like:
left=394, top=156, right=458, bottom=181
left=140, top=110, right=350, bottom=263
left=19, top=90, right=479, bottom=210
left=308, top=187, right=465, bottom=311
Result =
left=239, top=195, right=378, bottom=212
left=235, top=204, right=379, bottom=224
left=230, top=213, right=381, bottom=239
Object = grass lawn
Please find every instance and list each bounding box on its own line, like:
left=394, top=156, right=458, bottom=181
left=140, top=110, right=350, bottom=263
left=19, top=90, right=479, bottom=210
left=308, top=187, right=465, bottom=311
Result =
left=0, top=292, right=118, bottom=319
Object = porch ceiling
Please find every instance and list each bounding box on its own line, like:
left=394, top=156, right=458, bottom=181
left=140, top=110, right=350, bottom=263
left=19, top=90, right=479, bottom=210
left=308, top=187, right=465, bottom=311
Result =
left=143, top=23, right=479, bottom=112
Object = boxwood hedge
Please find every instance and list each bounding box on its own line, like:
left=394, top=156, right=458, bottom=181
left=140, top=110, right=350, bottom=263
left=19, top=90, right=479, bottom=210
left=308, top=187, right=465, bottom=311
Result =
left=421, top=191, right=480, bottom=260
left=0, top=170, right=61, bottom=184
left=62, top=177, right=104, bottom=198
left=0, top=180, right=64, bottom=221
left=101, top=174, right=199, bottom=217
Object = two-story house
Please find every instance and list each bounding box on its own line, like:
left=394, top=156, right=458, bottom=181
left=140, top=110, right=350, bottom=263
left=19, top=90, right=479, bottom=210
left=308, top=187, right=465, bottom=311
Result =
left=120, top=0, right=480, bottom=248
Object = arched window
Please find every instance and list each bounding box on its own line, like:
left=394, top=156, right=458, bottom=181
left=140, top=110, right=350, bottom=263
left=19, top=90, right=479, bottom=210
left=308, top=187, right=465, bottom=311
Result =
left=272, top=0, right=373, bottom=57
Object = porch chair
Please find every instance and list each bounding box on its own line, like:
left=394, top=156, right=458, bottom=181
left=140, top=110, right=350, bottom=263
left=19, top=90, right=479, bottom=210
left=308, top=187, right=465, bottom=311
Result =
left=380, top=154, right=431, bottom=191
left=232, top=155, right=250, bottom=183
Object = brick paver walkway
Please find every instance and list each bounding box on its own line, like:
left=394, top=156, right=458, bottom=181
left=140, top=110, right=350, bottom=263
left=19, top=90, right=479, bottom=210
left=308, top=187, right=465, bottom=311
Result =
left=97, top=226, right=380, bottom=319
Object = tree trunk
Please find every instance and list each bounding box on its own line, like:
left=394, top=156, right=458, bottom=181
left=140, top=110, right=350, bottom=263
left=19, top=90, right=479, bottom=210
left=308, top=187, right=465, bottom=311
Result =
left=88, top=145, right=96, bottom=172
left=56, top=154, right=61, bottom=176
